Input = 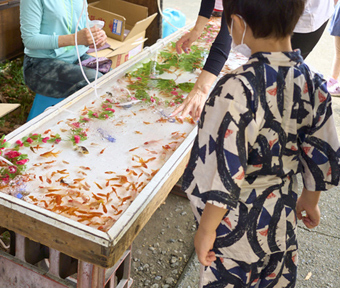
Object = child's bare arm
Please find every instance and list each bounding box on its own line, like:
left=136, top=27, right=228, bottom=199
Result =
left=296, top=188, right=321, bottom=229
left=195, top=203, right=228, bottom=266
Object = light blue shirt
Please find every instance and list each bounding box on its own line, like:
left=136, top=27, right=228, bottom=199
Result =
left=20, top=0, right=89, bottom=63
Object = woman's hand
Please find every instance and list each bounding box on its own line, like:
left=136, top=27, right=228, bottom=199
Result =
left=78, top=27, right=107, bottom=48
left=171, top=86, right=208, bottom=121
left=176, top=30, right=201, bottom=54
left=58, top=27, right=107, bottom=49
left=170, top=70, right=217, bottom=121
left=176, top=15, right=209, bottom=54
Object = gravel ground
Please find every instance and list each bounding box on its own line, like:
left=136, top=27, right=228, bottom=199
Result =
left=130, top=174, right=340, bottom=288
left=174, top=180, right=340, bottom=288
left=131, top=191, right=196, bottom=287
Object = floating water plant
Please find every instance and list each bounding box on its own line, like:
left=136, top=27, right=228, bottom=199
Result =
left=125, top=42, right=205, bottom=105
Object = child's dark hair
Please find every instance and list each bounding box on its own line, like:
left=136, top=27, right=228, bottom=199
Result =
left=223, top=0, right=306, bottom=38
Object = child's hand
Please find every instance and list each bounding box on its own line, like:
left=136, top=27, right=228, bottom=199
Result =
left=296, top=188, right=321, bottom=229
left=194, top=203, right=228, bottom=266
left=194, top=226, right=217, bottom=266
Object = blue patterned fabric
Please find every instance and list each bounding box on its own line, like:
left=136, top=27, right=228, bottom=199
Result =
left=200, top=248, right=297, bottom=287
left=183, top=51, right=340, bottom=286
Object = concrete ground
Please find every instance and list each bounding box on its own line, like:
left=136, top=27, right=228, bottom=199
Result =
left=163, top=1, right=340, bottom=287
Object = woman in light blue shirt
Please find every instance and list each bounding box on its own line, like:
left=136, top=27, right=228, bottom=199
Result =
left=20, top=0, right=107, bottom=98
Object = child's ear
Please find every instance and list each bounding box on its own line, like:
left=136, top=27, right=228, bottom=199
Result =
left=231, top=14, right=245, bottom=32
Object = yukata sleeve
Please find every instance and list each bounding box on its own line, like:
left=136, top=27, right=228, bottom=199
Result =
left=299, top=84, right=340, bottom=191
left=20, top=0, right=59, bottom=50
left=193, top=76, right=258, bottom=209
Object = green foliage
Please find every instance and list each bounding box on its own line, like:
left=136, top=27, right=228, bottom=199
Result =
left=159, top=51, right=179, bottom=68
left=1, top=231, right=10, bottom=243
left=155, top=79, right=177, bottom=93
left=127, top=78, right=149, bottom=91
left=125, top=42, right=205, bottom=106
left=129, top=61, right=169, bottom=79
left=0, top=135, right=29, bottom=181
left=178, top=46, right=204, bottom=71
left=160, top=45, right=205, bottom=72
left=177, top=82, right=195, bottom=93
left=135, top=89, right=150, bottom=100
left=0, top=57, right=35, bottom=123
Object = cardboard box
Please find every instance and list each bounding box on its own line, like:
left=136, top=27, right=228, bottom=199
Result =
left=88, top=32, right=147, bottom=68
left=88, top=0, right=157, bottom=42
left=88, top=0, right=157, bottom=68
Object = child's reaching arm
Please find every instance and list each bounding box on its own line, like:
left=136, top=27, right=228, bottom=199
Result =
left=296, top=188, right=321, bottom=229
left=195, top=203, right=228, bottom=266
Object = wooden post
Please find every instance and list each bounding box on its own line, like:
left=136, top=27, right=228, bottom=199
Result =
left=0, top=1, right=24, bottom=61
left=123, top=0, right=162, bottom=46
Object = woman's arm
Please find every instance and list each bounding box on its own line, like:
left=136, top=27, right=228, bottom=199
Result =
left=58, top=28, right=107, bottom=49
left=203, top=14, right=232, bottom=76
left=20, top=0, right=107, bottom=50
left=199, top=0, right=215, bottom=18
left=173, top=9, right=232, bottom=119
left=170, top=69, right=217, bottom=121
left=20, top=0, right=58, bottom=50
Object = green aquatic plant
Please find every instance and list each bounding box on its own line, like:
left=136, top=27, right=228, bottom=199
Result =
left=125, top=42, right=205, bottom=105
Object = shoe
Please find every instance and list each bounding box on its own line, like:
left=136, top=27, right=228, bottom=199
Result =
left=327, top=77, right=338, bottom=88
left=212, top=10, right=223, bottom=17
left=328, top=83, right=340, bottom=96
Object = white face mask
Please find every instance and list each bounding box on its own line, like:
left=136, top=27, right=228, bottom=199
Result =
left=231, top=17, right=252, bottom=58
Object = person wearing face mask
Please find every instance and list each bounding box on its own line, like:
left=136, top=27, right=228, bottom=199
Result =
left=171, top=0, right=334, bottom=121
left=229, top=17, right=251, bottom=57
left=182, top=0, right=340, bottom=286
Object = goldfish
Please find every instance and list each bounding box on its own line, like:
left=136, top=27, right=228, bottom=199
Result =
left=40, top=150, right=61, bottom=158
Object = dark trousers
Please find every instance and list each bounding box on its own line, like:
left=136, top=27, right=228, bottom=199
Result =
left=291, top=20, right=329, bottom=59
left=23, top=54, right=104, bottom=98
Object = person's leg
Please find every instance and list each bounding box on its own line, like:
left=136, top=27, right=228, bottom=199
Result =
left=327, top=36, right=340, bottom=95
left=199, top=257, right=264, bottom=288
left=330, top=36, right=340, bottom=81
left=199, top=249, right=297, bottom=288
left=291, top=21, right=328, bottom=59
left=23, top=55, right=103, bottom=98
left=258, top=249, right=298, bottom=288
left=212, top=0, right=223, bottom=17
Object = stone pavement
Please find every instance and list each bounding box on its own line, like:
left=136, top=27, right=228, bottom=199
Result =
left=162, top=1, right=340, bottom=287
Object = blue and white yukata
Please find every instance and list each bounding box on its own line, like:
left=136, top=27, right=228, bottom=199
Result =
left=183, top=51, right=340, bottom=288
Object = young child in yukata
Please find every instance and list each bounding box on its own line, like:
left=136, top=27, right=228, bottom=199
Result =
left=182, top=0, right=340, bottom=287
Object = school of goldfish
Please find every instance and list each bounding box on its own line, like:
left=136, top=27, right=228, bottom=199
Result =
left=0, top=21, right=242, bottom=232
